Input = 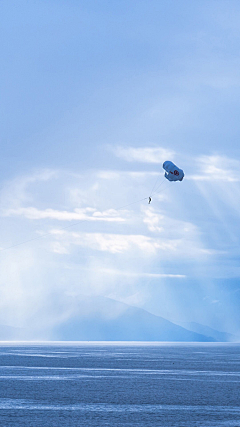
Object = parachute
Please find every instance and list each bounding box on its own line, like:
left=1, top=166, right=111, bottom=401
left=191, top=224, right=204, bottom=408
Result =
left=163, top=161, right=184, bottom=182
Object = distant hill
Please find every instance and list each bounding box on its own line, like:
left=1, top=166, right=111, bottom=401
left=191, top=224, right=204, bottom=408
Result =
left=176, top=321, right=237, bottom=342
left=2, top=296, right=233, bottom=342
left=51, top=296, right=215, bottom=342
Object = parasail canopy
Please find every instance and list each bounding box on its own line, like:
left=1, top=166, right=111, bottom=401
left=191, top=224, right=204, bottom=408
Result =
left=163, top=161, right=184, bottom=182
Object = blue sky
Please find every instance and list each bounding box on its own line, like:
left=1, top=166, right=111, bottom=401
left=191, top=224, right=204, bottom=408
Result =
left=1, top=0, right=240, bottom=338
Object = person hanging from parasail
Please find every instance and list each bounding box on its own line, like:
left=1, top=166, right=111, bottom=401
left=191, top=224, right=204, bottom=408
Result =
left=148, top=160, right=184, bottom=203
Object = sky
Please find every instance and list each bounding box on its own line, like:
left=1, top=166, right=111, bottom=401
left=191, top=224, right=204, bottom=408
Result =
left=1, top=0, right=240, bottom=338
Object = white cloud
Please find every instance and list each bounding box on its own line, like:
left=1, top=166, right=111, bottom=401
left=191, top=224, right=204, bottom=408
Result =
left=0, top=169, right=58, bottom=210
left=143, top=208, right=164, bottom=233
left=49, top=230, right=166, bottom=254
left=3, top=207, right=125, bottom=223
left=111, top=146, right=175, bottom=164
left=48, top=223, right=208, bottom=260
left=91, top=268, right=186, bottom=279
left=52, top=242, right=69, bottom=254
left=188, top=155, right=240, bottom=182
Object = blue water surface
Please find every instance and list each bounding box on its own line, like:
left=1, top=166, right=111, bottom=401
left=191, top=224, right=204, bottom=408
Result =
left=0, top=342, right=240, bottom=426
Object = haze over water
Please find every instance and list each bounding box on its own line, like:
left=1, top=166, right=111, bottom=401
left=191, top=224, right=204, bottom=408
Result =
left=0, top=343, right=240, bottom=426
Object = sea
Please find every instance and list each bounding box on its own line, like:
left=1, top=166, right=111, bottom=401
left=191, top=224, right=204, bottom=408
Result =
left=0, top=342, right=240, bottom=427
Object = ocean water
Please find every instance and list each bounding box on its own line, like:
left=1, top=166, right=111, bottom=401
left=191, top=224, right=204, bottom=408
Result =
left=0, top=343, right=240, bottom=427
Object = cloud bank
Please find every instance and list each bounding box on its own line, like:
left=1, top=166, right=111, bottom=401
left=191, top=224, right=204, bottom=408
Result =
left=0, top=150, right=240, bottom=337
